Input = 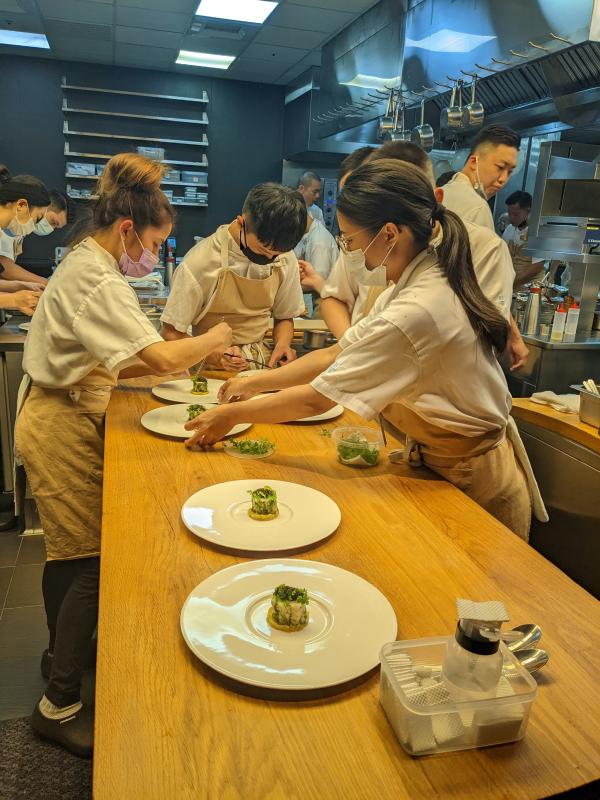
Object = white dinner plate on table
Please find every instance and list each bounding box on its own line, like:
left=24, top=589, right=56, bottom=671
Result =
left=293, top=405, right=344, bottom=423
left=181, top=479, right=340, bottom=552
left=152, top=377, right=224, bottom=404
left=180, top=558, right=397, bottom=690
left=18, top=323, right=31, bottom=332
left=141, top=404, right=250, bottom=440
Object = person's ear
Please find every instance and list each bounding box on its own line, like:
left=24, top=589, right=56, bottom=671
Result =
left=434, top=187, right=444, bottom=203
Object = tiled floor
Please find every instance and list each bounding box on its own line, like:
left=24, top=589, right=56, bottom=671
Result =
left=0, top=528, right=48, bottom=721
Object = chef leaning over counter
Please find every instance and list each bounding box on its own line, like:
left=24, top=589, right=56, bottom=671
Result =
left=13, top=153, right=232, bottom=758
left=186, top=159, right=547, bottom=540
left=160, top=183, right=306, bottom=372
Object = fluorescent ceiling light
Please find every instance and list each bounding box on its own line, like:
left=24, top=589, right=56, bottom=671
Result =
left=196, top=0, right=278, bottom=25
left=0, top=29, right=50, bottom=49
left=405, top=29, right=496, bottom=53
left=176, top=50, right=235, bottom=69
left=340, top=74, right=401, bottom=90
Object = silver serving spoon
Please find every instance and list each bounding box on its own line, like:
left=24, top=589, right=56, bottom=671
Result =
left=515, top=648, right=549, bottom=673
left=503, top=623, right=543, bottom=653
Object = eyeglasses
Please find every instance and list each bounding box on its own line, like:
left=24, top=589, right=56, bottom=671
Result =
left=335, top=226, right=372, bottom=253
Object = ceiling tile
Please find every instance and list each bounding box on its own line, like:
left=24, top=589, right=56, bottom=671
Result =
left=179, top=33, right=247, bottom=56
left=114, top=41, right=177, bottom=66
left=282, top=0, right=376, bottom=11
left=269, top=3, right=353, bottom=33
left=299, top=49, right=321, bottom=66
left=0, top=0, right=26, bottom=11
left=227, top=56, right=288, bottom=79
left=116, top=0, right=195, bottom=11
left=51, top=37, right=113, bottom=60
left=116, top=26, right=182, bottom=48
left=241, top=41, right=309, bottom=64
left=115, top=6, right=191, bottom=33
left=37, top=0, right=113, bottom=24
left=253, top=25, right=327, bottom=50
left=0, top=14, right=45, bottom=33
left=276, top=61, right=313, bottom=85
left=45, top=20, right=113, bottom=42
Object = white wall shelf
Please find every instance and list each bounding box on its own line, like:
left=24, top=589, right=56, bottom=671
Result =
left=62, top=102, right=208, bottom=126
left=62, top=77, right=208, bottom=104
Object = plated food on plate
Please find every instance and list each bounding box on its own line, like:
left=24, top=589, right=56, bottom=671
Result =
left=267, top=584, right=309, bottom=632
left=248, top=485, right=279, bottom=521
left=191, top=374, right=208, bottom=395
left=187, top=404, right=207, bottom=421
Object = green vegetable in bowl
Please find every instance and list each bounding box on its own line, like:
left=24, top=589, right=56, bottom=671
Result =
left=337, top=432, right=380, bottom=466
left=229, top=438, right=274, bottom=456
left=191, top=373, right=208, bottom=395
left=186, top=404, right=207, bottom=421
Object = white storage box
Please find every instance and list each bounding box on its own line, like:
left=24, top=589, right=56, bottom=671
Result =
left=136, top=146, right=165, bottom=161
left=181, top=170, right=207, bottom=184
left=66, top=162, right=96, bottom=176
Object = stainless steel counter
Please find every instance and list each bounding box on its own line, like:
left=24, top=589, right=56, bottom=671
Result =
left=522, top=331, right=600, bottom=350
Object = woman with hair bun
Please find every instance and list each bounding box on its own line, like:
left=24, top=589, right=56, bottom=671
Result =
left=15, top=152, right=232, bottom=757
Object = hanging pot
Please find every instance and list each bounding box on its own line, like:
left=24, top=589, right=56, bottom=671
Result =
left=378, top=89, right=395, bottom=139
left=464, top=76, right=485, bottom=127
left=440, top=83, right=458, bottom=128
left=389, top=101, right=412, bottom=142
left=411, top=98, right=435, bottom=151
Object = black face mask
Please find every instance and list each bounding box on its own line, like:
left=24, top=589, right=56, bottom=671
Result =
left=239, top=222, right=278, bottom=266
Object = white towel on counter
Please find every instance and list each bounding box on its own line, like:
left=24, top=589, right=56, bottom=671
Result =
left=530, top=391, right=580, bottom=413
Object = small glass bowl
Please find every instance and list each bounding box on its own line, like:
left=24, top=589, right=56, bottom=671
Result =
left=332, top=426, right=383, bottom=468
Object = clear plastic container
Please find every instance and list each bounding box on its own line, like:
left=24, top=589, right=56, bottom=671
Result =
left=380, top=637, right=538, bottom=756
left=332, top=426, right=383, bottom=468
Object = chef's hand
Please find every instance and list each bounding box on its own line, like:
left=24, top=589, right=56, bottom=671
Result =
left=20, top=281, right=45, bottom=292
left=220, top=345, right=248, bottom=372
left=218, top=375, right=260, bottom=404
left=184, top=404, right=233, bottom=449
left=269, top=344, right=296, bottom=368
left=507, top=334, right=529, bottom=371
left=298, top=259, right=324, bottom=294
left=13, top=290, right=41, bottom=316
left=205, top=321, right=233, bottom=353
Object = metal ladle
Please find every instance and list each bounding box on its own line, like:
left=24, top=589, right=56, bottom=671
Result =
left=504, top=623, right=543, bottom=652
left=515, top=648, right=549, bottom=673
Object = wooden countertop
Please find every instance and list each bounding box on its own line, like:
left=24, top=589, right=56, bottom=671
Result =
left=512, top=397, right=600, bottom=455
left=95, top=375, right=600, bottom=800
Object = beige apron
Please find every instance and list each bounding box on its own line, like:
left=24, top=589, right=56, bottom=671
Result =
left=14, top=364, right=116, bottom=561
left=193, top=231, right=284, bottom=368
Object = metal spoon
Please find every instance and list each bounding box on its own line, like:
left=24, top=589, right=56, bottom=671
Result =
left=503, top=623, right=543, bottom=653
left=515, top=648, right=549, bottom=673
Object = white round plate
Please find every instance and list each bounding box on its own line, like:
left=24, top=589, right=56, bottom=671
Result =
left=181, top=479, right=340, bottom=552
left=141, top=404, right=250, bottom=440
left=19, top=323, right=31, bottom=332
left=180, top=558, right=397, bottom=690
left=152, top=377, right=224, bottom=404
left=294, top=404, right=344, bottom=423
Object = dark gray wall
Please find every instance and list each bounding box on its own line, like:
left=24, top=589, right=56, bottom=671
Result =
left=0, top=54, right=285, bottom=268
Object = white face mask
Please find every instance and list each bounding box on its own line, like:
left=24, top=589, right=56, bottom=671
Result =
left=341, top=227, right=395, bottom=286
left=35, top=216, right=55, bottom=236
left=5, top=216, right=36, bottom=237
left=474, top=156, right=488, bottom=200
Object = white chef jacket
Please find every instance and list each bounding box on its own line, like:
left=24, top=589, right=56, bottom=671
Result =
left=23, top=237, right=163, bottom=387
left=308, top=204, right=324, bottom=224
left=321, top=219, right=514, bottom=324
left=311, top=248, right=510, bottom=437
left=160, top=225, right=304, bottom=333
left=294, top=219, right=339, bottom=280
left=442, top=172, right=495, bottom=231
left=0, top=231, right=15, bottom=261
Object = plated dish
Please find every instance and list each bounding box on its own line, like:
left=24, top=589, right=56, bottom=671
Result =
left=141, top=404, right=250, bottom=440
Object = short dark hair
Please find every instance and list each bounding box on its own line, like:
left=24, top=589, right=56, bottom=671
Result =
left=339, top=146, right=375, bottom=180
left=470, top=125, right=521, bottom=155
left=48, top=189, right=67, bottom=212
left=368, top=141, right=429, bottom=171
left=506, top=190, right=532, bottom=209
left=436, top=170, right=456, bottom=187
left=297, top=171, right=321, bottom=188
left=243, top=182, right=307, bottom=252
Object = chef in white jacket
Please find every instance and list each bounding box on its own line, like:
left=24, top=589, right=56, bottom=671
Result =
left=296, top=171, right=324, bottom=223
left=294, top=214, right=338, bottom=317
left=185, top=159, right=547, bottom=541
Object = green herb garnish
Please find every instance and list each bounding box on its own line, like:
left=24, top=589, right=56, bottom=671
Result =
left=320, top=428, right=332, bottom=438
left=191, top=373, right=208, bottom=394
left=273, top=584, right=309, bottom=605
left=337, top=432, right=379, bottom=465
left=186, top=404, right=207, bottom=421
left=248, top=485, right=278, bottom=516
left=229, top=438, right=274, bottom=455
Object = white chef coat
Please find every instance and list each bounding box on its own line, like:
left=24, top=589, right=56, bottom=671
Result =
left=161, top=225, right=304, bottom=334
left=311, top=248, right=510, bottom=437
left=308, top=204, right=324, bottom=223
left=442, top=172, right=495, bottom=230
left=23, top=237, right=163, bottom=387
left=294, top=219, right=339, bottom=280
left=321, top=219, right=514, bottom=324
left=0, top=231, right=15, bottom=261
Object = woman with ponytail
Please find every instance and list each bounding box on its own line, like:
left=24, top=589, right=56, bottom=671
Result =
left=15, top=153, right=232, bottom=757
left=185, top=159, right=544, bottom=540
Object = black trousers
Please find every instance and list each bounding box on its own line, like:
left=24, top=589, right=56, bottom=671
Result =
left=41, top=556, right=100, bottom=707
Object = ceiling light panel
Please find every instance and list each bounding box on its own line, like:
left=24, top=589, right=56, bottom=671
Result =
left=176, top=49, right=236, bottom=68
left=196, top=0, right=278, bottom=25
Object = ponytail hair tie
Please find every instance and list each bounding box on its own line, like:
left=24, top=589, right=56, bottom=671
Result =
left=430, top=203, right=445, bottom=227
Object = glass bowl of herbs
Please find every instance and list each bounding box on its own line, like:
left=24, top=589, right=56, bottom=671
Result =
left=332, top=427, right=383, bottom=468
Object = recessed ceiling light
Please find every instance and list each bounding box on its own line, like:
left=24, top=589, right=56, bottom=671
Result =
left=0, top=29, right=50, bottom=49
left=405, top=29, right=496, bottom=53
left=196, top=0, right=278, bottom=25
left=176, top=50, right=236, bottom=69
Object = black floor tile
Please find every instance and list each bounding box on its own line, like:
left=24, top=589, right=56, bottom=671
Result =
left=4, top=563, right=44, bottom=609
left=0, top=567, right=12, bottom=613
left=17, top=535, right=46, bottom=565
left=0, top=532, right=20, bottom=568
left=0, top=606, right=47, bottom=720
